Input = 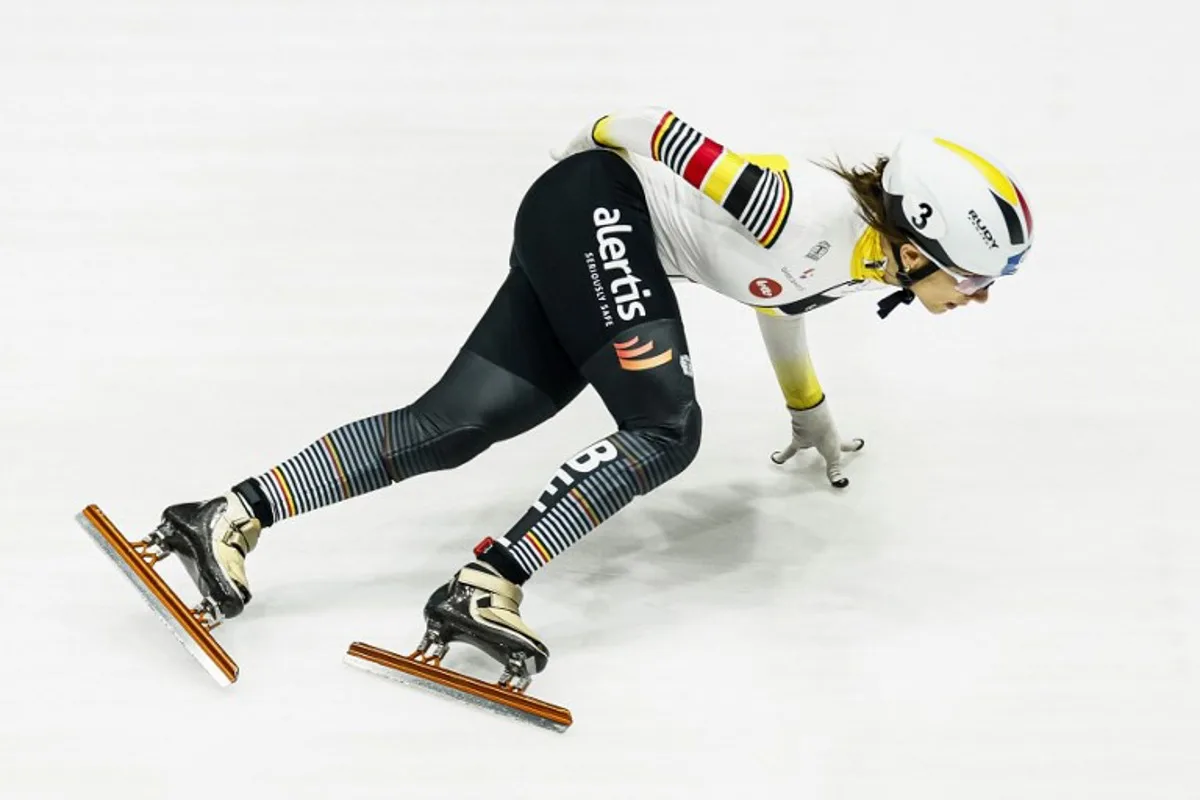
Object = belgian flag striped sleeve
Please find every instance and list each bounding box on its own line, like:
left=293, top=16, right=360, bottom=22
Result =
left=592, top=108, right=792, bottom=248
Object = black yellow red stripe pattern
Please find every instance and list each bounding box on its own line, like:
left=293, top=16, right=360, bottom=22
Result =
left=649, top=111, right=792, bottom=248
left=252, top=416, right=392, bottom=524
left=504, top=428, right=690, bottom=577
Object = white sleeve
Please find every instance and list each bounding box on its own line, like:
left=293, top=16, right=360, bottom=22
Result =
left=755, top=310, right=825, bottom=410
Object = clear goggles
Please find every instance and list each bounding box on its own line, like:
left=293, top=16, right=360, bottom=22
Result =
left=936, top=263, right=996, bottom=296
left=906, top=242, right=998, bottom=296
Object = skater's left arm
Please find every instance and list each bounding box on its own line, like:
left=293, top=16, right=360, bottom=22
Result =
left=551, top=107, right=792, bottom=247
left=755, top=310, right=823, bottom=411
left=755, top=310, right=864, bottom=488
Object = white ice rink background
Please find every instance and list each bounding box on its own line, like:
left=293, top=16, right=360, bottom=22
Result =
left=1, top=2, right=1197, bottom=798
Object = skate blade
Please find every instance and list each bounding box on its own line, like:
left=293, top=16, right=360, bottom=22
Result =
left=76, top=504, right=239, bottom=686
left=344, top=641, right=573, bottom=732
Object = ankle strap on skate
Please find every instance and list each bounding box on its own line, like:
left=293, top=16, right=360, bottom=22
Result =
left=222, top=492, right=262, bottom=554
left=221, top=519, right=261, bottom=556
left=459, top=563, right=523, bottom=606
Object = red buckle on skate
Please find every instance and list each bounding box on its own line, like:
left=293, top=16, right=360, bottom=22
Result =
left=473, top=537, right=496, bottom=558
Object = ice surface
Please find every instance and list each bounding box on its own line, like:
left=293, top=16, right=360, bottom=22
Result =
left=1, top=2, right=1197, bottom=798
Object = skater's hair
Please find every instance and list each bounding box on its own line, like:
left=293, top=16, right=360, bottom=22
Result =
left=818, top=156, right=910, bottom=246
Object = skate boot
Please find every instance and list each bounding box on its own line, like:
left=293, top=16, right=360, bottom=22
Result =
left=344, top=561, right=572, bottom=731
left=419, top=561, right=548, bottom=687
left=156, top=491, right=262, bottom=621
left=76, top=491, right=262, bottom=686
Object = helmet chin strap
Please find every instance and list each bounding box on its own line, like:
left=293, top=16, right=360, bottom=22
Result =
left=876, top=242, right=942, bottom=319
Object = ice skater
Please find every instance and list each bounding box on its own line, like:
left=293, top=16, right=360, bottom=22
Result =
left=83, top=107, right=1034, bottom=724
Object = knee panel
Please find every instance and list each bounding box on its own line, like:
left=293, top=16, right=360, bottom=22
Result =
left=623, top=399, right=703, bottom=488
left=380, top=350, right=564, bottom=484
left=380, top=407, right=494, bottom=482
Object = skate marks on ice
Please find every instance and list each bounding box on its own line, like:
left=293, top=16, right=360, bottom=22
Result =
left=75, top=504, right=239, bottom=686
left=337, top=479, right=813, bottom=733
left=343, top=641, right=573, bottom=733
left=533, top=478, right=845, bottom=651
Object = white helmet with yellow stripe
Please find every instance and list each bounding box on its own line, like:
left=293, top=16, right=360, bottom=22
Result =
left=881, top=133, right=1034, bottom=281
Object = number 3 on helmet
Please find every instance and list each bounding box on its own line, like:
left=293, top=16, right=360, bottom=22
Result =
left=881, top=133, right=1034, bottom=281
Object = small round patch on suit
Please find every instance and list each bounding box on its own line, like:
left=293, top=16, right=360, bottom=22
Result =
left=749, top=278, right=783, bottom=298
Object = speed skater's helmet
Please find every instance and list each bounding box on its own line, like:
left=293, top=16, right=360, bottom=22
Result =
left=881, top=133, right=1034, bottom=279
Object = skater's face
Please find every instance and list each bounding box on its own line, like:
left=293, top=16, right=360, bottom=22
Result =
left=896, top=243, right=992, bottom=315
